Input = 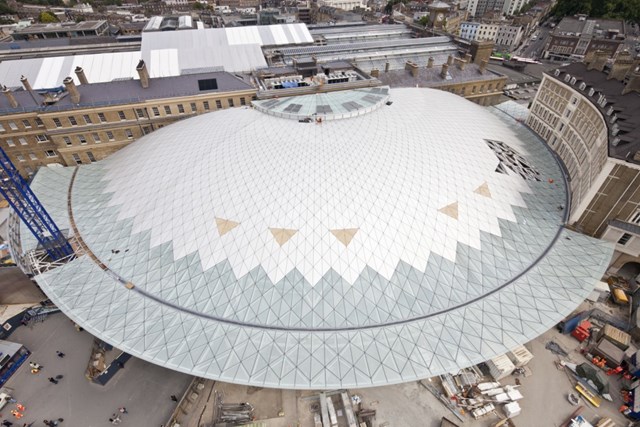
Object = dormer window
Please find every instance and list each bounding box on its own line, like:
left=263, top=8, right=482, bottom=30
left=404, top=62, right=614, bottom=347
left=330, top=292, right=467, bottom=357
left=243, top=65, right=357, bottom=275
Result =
left=579, top=82, right=587, bottom=90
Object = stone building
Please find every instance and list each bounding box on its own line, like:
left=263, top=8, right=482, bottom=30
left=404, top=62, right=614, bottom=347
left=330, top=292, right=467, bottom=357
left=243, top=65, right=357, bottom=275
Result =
left=0, top=63, right=256, bottom=177
left=526, top=53, right=640, bottom=281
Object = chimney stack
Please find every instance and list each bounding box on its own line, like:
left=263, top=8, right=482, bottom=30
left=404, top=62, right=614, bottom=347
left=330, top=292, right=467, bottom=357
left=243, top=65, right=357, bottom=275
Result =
left=136, top=60, right=150, bottom=88
left=74, top=66, right=89, bottom=85
left=63, top=77, right=80, bottom=104
left=447, top=55, right=454, bottom=66
left=20, top=75, right=39, bottom=105
left=454, top=57, right=466, bottom=70
left=427, top=57, right=434, bottom=69
left=441, top=63, right=449, bottom=78
left=622, top=69, right=640, bottom=95
left=405, top=61, right=419, bottom=77
left=608, top=51, right=634, bottom=81
left=587, top=50, right=609, bottom=72
left=370, top=68, right=380, bottom=78
left=479, top=59, right=488, bottom=74
left=464, top=53, right=473, bottom=63
left=2, top=86, right=18, bottom=108
left=384, top=61, right=390, bottom=73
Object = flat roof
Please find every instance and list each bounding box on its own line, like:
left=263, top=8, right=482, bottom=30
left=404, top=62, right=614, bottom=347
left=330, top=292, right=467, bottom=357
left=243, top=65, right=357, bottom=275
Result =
left=0, top=71, right=254, bottom=114
left=377, top=62, right=504, bottom=88
left=14, top=20, right=108, bottom=34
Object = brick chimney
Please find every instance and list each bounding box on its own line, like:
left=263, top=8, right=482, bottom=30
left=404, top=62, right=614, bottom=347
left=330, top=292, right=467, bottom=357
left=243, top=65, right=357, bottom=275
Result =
left=587, top=50, right=609, bottom=72
left=74, top=66, right=89, bottom=85
left=405, top=60, right=419, bottom=77
left=464, top=53, right=473, bottom=63
left=427, top=57, right=434, bottom=69
left=384, top=61, right=390, bottom=73
left=136, top=60, right=150, bottom=88
left=447, top=55, right=454, bottom=66
left=441, top=63, right=449, bottom=78
left=622, top=68, right=640, bottom=95
left=63, top=77, right=80, bottom=104
left=2, top=86, right=18, bottom=108
left=608, top=51, right=634, bottom=81
left=479, top=59, right=488, bottom=74
left=20, top=75, right=38, bottom=105
left=370, top=68, right=379, bottom=78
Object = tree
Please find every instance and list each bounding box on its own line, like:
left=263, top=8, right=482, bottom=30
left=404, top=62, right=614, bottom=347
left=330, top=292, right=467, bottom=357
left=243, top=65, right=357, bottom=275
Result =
left=38, top=10, right=59, bottom=23
left=418, top=16, right=429, bottom=26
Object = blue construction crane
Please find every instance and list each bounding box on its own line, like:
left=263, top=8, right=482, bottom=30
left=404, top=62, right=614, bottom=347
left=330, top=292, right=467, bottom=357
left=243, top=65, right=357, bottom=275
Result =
left=0, top=148, right=74, bottom=261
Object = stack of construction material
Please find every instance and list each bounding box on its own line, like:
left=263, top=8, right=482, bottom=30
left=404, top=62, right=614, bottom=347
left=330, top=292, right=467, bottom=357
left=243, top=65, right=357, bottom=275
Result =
left=471, top=403, right=495, bottom=419
left=597, top=324, right=631, bottom=351
left=504, top=402, right=521, bottom=418
left=508, top=345, right=534, bottom=366
left=487, top=354, right=516, bottom=380
left=571, top=320, right=592, bottom=343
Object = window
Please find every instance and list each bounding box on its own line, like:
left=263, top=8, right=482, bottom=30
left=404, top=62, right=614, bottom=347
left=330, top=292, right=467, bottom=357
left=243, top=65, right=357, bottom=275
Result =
left=177, top=104, right=185, bottom=114
left=142, top=126, right=151, bottom=135
left=197, top=78, right=218, bottom=91
left=83, top=114, right=92, bottom=124
left=35, top=117, right=44, bottom=127
left=152, top=107, right=160, bottom=117
left=45, top=150, right=57, bottom=158
left=29, top=152, right=37, bottom=160
left=68, top=116, right=77, bottom=126
left=98, top=113, right=107, bottom=123
left=118, top=111, right=126, bottom=121
left=125, top=129, right=133, bottom=139
left=17, top=154, right=25, bottom=162
left=92, top=133, right=101, bottom=143
left=618, top=233, right=632, bottom=245
left=53, top=118, right=62, bottom=128
left=240, top=97, right=246, bottom=106
left=18, top=137, right=27, bottom=146
left=203, top=101, right=210, bottom=110
left=214, top=100, right=221, bottom=109
left=25, top=166, right=33, bottom=175
left=36, top=134, right=48, bottom=143
left=106, top=131, right=114, bottom=141
left=78, top=135, right=87, bottom=145
left=228, top=98, right=234, bottom=107
left=22, top=119, right=31, bottom=128
left=6, top=139, right=15, bottom=147
left=136, top=108, right=145, bottom=118
left=631, top=210, right=640, bottom=225
left=63, top=136, right=72, bottom=146
left=190, top=102, right=197, bottom=112
left=72, top=153, right=82, bottom=164
left=9, top=121, right=18, bottom=130
left=0, top=123, right=5, bottom=132
left=164, top=106, right=172, bottom=115
left=87, top=151, right=96, bottom=163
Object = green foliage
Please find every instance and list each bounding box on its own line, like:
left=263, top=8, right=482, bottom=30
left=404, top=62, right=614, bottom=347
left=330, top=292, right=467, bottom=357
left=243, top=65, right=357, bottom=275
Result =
left=38, top=10, right=59, bottom=22
left=551, top=0, right=640, bottom=26
left=418, top=15, right=429, bottom=26
left=18, top=0, right=64, bottom=6
left=0, top=1, right=16, bottom=15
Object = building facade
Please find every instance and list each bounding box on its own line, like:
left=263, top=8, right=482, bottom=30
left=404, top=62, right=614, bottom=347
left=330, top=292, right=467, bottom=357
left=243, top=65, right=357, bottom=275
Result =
left=527, top=58, right=640, bottom=282
left=495, top=24, right=523, bottom=50
left=0, top=67, right=257, bottom=177
left=12, top=20, right=110, bottom=40
left=543, top=16, right=626, bottom=61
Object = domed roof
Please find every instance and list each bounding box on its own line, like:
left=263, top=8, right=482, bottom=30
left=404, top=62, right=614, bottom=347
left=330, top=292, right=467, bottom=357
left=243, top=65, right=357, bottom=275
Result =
left=28, top=88, right=612, bottom=389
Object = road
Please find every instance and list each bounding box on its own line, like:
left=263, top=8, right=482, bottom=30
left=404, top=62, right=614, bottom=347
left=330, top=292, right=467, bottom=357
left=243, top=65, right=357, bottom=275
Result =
left=519, top=26, right=551, bottom=59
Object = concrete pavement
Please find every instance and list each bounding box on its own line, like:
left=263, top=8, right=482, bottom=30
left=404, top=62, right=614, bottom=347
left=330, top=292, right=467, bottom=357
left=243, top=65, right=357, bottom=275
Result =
left=1, top=313, right=192, bottom=427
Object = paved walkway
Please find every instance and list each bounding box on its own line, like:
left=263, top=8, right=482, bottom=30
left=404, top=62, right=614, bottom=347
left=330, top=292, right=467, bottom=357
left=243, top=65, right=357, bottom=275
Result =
left=1, top=313, right=192, bottom=427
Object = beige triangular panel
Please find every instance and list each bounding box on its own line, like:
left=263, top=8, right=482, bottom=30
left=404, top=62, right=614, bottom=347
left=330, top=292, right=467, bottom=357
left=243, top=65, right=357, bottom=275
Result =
left=474, top=181, right=492, bottom=198
left=215, top=217, right=240, bottom=236
left=438, top=202, right=459, bottom=220
left=269, top=228, right=298, bottom=247
left=330, top=228, right=359, bottom=247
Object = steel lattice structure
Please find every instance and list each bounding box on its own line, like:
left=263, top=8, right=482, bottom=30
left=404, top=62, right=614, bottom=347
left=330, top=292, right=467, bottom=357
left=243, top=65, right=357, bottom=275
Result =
left=0, top=148, right=73, bottom=261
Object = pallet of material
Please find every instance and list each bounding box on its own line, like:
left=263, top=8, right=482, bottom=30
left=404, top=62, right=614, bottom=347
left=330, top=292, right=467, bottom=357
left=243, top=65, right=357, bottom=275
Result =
left=575, top=383, right=601, bottom=407
left=597, top=324, right=630, bottom=351
left=487, top=354, right=516, bottom=381
left=507, top=345, right=534, bottom=367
